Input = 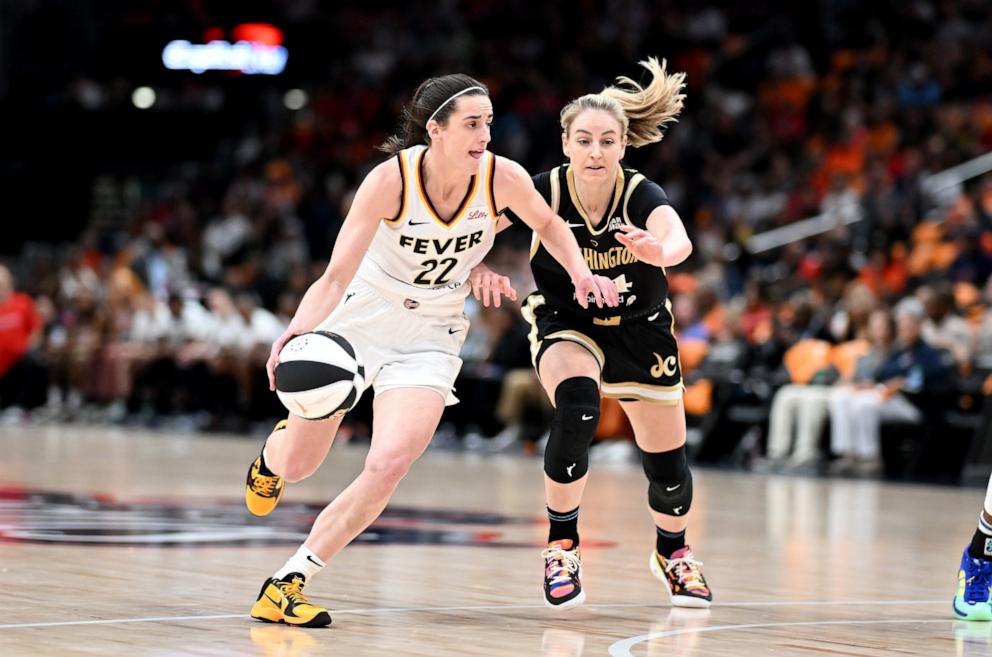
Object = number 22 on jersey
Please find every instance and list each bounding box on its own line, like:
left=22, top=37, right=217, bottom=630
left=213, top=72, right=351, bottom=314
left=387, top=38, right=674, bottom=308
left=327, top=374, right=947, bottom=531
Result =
left=414, top=257, right=458, bottom=286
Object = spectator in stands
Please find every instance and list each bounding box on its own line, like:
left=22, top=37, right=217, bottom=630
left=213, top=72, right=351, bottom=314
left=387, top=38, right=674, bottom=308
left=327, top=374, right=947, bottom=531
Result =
left=976, top=279, right=992, bottom=371
left=234, top=292, right=285, bottom=353
left=948, top=228, right=992, bottom=286
left=0, top=264, right=45, bottom=420
left=760, top=308, right=893, bottom=473
left=919, top=283, right=974, bottom=370
left=128, top=292, right=214, bottom=417
left=829, top=299, right=950, bottom=476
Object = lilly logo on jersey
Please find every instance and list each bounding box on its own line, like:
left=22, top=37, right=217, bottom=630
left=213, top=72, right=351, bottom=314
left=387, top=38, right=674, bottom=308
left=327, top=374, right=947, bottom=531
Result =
left=466, top=209, right=489, bottom=220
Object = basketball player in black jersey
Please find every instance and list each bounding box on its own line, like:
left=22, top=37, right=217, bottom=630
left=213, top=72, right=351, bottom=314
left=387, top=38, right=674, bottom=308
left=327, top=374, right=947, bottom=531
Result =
left=483, top=58, right=711, bottom=609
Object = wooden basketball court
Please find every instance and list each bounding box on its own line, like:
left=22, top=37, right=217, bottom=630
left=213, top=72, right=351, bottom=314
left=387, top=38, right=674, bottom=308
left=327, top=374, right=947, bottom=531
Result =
left=0, top=424, right=985, bottom=656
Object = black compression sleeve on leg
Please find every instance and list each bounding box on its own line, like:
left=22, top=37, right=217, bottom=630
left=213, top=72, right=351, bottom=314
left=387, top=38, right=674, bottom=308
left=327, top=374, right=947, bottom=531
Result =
left=642, top=445, right=693, bottom=516
left=544, top=377, right=600, bottom=483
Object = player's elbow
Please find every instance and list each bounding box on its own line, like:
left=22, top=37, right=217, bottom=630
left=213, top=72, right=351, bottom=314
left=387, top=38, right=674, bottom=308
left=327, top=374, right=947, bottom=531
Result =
left=665, top=237, right=693, bottom=267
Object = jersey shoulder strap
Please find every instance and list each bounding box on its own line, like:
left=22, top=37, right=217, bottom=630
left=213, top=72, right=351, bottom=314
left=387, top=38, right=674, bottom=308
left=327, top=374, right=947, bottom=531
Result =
left=622, top=170, right=646, bottom=225
left=550, top=165, right=562, bottom=214
left=384, top=146, right=426, bottom=225
left=383, top=150, right=413, bottom=224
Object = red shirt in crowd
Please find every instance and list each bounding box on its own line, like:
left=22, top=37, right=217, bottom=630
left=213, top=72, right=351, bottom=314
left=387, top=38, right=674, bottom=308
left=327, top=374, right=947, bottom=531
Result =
left=0, top=292, right=41, bottom=377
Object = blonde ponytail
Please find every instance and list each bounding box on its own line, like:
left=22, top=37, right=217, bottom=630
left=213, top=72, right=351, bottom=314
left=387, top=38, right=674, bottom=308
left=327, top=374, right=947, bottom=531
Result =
left=560, top=57, right=686, bottom=148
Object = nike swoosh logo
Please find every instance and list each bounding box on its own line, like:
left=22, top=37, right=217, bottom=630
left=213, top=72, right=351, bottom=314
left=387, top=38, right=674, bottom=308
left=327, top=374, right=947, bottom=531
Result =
left=306, top=555, right=323, bottom=566
left=647, top=312, right=660, bottom=321
left=448, top=328, right=463, bottom=334
left=581, top=414, right=594, bottom=421
left=344, top=293, right=356, bottom=303
left=565, top=222, right=584, bottom=229
left=264, top=593, right=282, bottom=607
left=666, top=484, right=681, bottom=491
left=409, top=220, right=429, bottom=226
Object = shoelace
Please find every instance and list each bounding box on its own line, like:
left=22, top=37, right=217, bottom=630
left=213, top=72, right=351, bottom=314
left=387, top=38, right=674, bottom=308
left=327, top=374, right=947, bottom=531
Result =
left=665, top=553, right=707, bottom=591
left=279, top=578, right=311, bottom=604
left=965, top=560, right=992, bottom=601
left=254, top=472, right=280, bottom=497
left=541, top=547, right=580, bottom=586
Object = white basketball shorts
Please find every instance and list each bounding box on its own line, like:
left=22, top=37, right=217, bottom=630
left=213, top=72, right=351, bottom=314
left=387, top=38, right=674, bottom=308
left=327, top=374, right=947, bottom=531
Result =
left=315, top=278, right=469, bottom=405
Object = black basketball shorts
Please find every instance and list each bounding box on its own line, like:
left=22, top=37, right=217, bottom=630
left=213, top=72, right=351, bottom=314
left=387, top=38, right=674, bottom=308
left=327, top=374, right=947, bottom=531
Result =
left=521, top=293, right=684, bottom=405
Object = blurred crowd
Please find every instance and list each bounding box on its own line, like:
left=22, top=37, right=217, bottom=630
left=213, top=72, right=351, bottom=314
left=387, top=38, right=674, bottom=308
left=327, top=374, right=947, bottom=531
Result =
left=3, top=1, right=992, bottom=480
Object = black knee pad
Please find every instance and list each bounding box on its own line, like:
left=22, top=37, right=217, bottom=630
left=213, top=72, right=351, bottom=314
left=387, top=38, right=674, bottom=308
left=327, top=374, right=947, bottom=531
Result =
left=544, top=377, right=600, bottom=483
left=642, top=445, right=693, bottom=517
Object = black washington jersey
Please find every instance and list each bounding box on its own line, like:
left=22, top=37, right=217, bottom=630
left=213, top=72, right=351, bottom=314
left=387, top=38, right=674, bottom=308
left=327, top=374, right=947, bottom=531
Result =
left=522, top=164, right=672, bottom=320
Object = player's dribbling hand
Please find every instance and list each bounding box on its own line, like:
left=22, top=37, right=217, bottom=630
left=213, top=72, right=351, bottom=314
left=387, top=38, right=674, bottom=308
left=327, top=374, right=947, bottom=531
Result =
left=572, top=274, right=620, bottom=309
left=266, top=330, right=297, bottom=391
left=615, top=224, right=665, bottom=267
left=470, top=263, right=517, bottom=308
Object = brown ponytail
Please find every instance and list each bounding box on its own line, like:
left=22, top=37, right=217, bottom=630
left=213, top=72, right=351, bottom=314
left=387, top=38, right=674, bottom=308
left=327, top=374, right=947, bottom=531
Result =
left=379, top=74, right=489, bottom=154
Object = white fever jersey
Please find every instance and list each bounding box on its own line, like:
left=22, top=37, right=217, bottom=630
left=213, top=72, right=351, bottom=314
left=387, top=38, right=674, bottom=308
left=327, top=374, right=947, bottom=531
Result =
left=355, top=145, right=500, bottom=312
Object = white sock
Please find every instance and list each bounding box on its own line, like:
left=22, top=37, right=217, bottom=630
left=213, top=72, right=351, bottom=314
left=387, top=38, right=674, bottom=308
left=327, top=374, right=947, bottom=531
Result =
left=261, top=445, right=276, bottom=473
left=979, top=473, right=992, bottom=537
left=273, top=545, right=325, bottom=582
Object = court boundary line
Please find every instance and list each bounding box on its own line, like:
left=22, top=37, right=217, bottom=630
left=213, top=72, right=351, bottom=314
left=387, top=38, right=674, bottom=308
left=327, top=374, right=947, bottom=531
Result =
left=0, top=598, right=945, bottom=630
left=608, top=618, right=953, bottom=657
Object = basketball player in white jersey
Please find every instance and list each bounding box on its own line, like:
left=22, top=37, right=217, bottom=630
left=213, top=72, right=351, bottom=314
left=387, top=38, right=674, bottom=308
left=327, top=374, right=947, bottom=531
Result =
left=244, top=74, right=619, bottom=627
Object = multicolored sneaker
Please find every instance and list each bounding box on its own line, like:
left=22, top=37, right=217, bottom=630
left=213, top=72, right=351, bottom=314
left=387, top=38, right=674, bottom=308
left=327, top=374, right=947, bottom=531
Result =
left=250, top=573, right=332, bottom=627
left=953, top=548, right=992, bottom=621
left=650, top=546, right=712, bottom=608
left=542, top=539, right=585, bottom=609
left=245, top=421, right=287, bottom=517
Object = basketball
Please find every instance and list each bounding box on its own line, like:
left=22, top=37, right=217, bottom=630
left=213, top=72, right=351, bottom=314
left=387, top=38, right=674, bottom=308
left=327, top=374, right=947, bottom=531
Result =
left=274, top=331, right=365, bottom=420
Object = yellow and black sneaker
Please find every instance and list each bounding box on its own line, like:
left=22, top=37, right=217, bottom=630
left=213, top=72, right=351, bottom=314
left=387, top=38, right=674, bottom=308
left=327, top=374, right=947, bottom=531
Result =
left=245, top=422, right=287, bottom=517
left=250, top=573, right=332, bottom=627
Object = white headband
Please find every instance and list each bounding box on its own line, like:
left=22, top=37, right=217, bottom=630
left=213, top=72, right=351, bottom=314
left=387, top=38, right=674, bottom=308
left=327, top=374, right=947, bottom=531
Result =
left=427, top=86, right=486, bottom=124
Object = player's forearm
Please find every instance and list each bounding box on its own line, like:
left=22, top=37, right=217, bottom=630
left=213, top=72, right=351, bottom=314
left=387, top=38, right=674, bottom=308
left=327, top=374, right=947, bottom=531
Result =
left=536, top=219, right=593, bottom=283
left=470, top=261, right=495, bottom=277
left=287, top=276, right=346, bottom=334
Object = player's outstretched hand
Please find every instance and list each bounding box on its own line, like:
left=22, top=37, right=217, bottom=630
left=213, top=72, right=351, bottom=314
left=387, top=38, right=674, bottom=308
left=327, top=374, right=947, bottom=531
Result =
left=615, top=224, right=665, bottom=267
left=470, top=263, right=517, bottom=308
left=266, top=330, right=297, bottom=391
left=572, top=273, right=620, bottom=309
